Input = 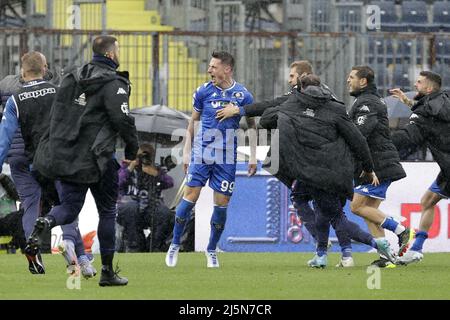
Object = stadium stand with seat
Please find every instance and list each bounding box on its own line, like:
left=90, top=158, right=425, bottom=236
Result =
left=33, top=0, right=208, bottom=112
left=336, top=2, right=363, bottom=32
left=370, top=1, right=403, bottom=32
left=401, top=0, right=432, bottom=32
left=435, top=36, right=450, bottom=64
left=392, top=66, right=412, bottom=90
left=397, top=38, right=424, bottom=64
left=432, top=1, right=450, bottom=32
left=310, top=0, right=332, bottom=32
left=368, top=37, right=394, bottom=64
left=373, top=63, right=390, bottom=90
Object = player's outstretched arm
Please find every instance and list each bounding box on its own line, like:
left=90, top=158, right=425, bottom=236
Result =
left=390, top=88, right=414, bottom=107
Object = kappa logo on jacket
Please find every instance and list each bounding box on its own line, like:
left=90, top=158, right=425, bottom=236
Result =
left=117, top=87, right=127, bottom=95
left=303, top=108, right=315, bottom=117
left=18, top=88, right=56, bottom=101
left=74, top=93, right=87, bottom=106
left=360, top=105, right=370, bottom=112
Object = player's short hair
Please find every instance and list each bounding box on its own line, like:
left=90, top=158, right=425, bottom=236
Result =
left=21, top=51, right=45, bottom=77
left=300, top=74, right=321, bottom=89
left=420, top=71, right=441, bottom=91
left=351, top=65, right=375, bottom=85
left=211, top=51, right=235, bottom=70
left=290, top=60, right=313, bottom=75
left=92, top=35, right=118, bottom=55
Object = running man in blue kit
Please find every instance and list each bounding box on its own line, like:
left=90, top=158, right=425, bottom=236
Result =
left=165, top=51, right=257, bottom=268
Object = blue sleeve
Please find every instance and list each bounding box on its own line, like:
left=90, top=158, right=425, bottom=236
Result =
left=0, top=96, right=19, bottom=167
left=192, top=85, right=204, bottom=113
left=242, top=90, right=254, bottom=107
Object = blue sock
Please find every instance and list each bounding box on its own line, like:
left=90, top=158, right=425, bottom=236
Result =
left=371, top=238, right=377, bottom=249
left=317, top=249, right=327, bottom=257
left=381, top=217, right=399, bottom=233
left=207, top=206, right=227, bottom=251
left=172, top=198, right=195, bottom=245
left=411, top=231, right=428, bottom=252
left=341, top=246, right=352, bottom=258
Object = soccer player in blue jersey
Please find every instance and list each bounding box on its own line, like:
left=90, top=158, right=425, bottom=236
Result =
left=165, top=51, right=257, bottom=268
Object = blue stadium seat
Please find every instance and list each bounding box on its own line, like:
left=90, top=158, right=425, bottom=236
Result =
left=310, top=0, right=332, bottom=32
left=372, top=63, right=389, bottom=89
left=370, top=1, right=404, bottom=32
left=337, top=3, right=363, bottom=32
left=392, top=66, right=411, bottom=90
left=397, top=39, right=424, bottom=64
left=401, top=1, right=431, bottom=32
left=435, top=37, right=450, bottom=63
left=368, top=37, right=394, bottom=64
left=432, top=1, right=450, bottom=31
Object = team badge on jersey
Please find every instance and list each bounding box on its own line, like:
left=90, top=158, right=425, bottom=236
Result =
left=233, top=91, right=244, bottom=101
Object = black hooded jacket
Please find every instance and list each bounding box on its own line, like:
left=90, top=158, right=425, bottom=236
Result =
left=349, top=83, right=406, bottom=184
left=243, top=83, right=341, bottom=117
left=34, top=61, right=138, bottom=184
left=259, top=86, right=374, bottom=199
left=392, top=90, right=450, bottom=194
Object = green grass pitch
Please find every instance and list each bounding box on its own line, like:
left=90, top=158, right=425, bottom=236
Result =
left=1, top=252, right=449, bottom=300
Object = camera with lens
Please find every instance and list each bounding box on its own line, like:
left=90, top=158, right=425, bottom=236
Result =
left=159, top=155, right=177, bottom=172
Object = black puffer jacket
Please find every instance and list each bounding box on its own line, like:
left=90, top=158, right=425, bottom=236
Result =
left=392, top=90, right=450, bottom=194
left=0, top=74, right=26, bottom=161
left=34, top=61, right=138, bottom=184
left=349, top=84, right=406, bottom=184
left=260, top=86, right=374, bottom=199
left=244, top=83, right=341, bottom=117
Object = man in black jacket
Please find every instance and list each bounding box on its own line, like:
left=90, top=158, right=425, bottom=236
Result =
left=259, top=75, right=396, bottom=268
left=0, top=52, right=95, bottom=277
left=27, top=36, right=139, bottom=286
left=346, top=66, right=411, bottom=268
left=390, top=71, right=449, bottom=265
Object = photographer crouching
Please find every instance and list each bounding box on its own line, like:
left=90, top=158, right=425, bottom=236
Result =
left=117, top=143, right=174, bottom=252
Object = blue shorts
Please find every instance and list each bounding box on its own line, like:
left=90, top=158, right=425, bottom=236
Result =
left=429, top=179, right=449, bottom=198
left=354, top=180, right=391, bottom=200
left=186, top=163, right=236, bottom=196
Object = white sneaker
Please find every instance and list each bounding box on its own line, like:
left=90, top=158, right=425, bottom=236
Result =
left=397, top=249, right=423, bottom=265
left=205, top=250, right=219, bottom=268
left=165, top=244, right=180, bottom=267
left=58, top=240, right=79, bottom=275
left=335, top=256, right=355, bottom=267
left=78, top=254, right=97, bottom=279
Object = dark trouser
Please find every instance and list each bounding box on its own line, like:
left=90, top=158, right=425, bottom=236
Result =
left=144, top=203, right=173, bottom=252
left=61, top=220, right=85, bottom=257
left=47, top=160, right=119, bottom=265
left=117, top=200, right=143, bottom=251
left=9, top=158, right=41, bottom=239
left=10, top=157, right=85, bottom=256
left=291, top=182, right=352, bottom=249
left=117, top=199, right=173, bottom=252
left=306, top=185, right=374, bottom=253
